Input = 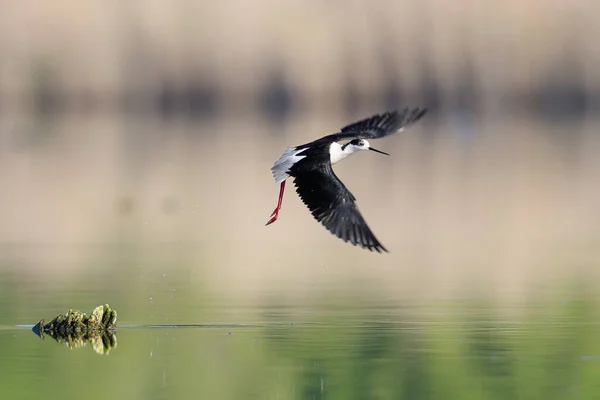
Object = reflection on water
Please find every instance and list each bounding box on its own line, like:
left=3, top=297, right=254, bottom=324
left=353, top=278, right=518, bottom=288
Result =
left=2, top=285, right=600, bottom=399
left=34, top=328, right=117, bottom=356
left=0, top=111, right=599, bottom=398
left=2, top=260, right=600, bottom=399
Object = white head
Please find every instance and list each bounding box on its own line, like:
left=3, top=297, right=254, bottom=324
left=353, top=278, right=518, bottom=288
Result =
left=342, top=138, right=389, bottom=156
left=330, top=138, right=389, bottom=164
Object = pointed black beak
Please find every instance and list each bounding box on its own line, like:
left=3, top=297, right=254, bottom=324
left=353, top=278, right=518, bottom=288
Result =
left=369, top=147, right=389, bottom=156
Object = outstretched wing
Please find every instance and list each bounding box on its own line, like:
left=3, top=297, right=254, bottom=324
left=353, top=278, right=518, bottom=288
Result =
left=325, top=108, right=427, bottom=142
left=292, top=161, right=388, bottom=253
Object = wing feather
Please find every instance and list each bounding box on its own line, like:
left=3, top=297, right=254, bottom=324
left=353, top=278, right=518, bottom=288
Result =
left=325, top=108, right=427, bottom=142
left=291, top=162, right=387, bottom=253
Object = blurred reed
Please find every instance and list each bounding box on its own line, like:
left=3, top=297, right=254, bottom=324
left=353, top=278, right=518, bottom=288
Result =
left=0, top=1, right=597, bottom=117
left=0, top=0, right=599, bottom=304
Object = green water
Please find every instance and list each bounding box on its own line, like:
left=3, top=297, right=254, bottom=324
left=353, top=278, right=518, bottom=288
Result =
left=1, top=264, right=599, bottom=400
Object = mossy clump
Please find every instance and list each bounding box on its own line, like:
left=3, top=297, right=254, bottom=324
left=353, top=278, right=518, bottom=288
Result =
left=32, top=304, right=118, bottom=354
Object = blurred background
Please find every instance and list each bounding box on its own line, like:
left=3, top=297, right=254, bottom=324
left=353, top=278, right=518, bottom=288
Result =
left=1, top=1, right=600, bottom=399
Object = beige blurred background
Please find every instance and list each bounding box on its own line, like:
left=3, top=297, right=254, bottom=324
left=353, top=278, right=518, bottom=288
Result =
left=1, top=0, right=599, bottom=304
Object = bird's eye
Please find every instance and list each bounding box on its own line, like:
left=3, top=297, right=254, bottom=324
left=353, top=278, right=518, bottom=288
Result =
left=358, top=140, right=365, bottom=146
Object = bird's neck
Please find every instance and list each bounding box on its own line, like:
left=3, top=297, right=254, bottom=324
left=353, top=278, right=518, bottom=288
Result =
left=329, top=142, right=357, bottom=164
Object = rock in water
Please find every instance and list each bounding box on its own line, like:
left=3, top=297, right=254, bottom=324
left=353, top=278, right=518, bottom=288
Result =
left=33, top=304, right=118, bottom=354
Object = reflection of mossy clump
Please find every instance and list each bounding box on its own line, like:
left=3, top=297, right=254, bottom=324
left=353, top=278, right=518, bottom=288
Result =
left=33, top=304, right=118, bottom=354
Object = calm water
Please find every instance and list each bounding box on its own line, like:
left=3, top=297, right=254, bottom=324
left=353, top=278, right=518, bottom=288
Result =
left=1, top=112, right=600, bottom=399
left=1, top=252, right=600, bottom=400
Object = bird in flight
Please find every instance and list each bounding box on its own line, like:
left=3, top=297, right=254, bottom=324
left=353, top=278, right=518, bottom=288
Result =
left=266, top=108, right=427, bottom=253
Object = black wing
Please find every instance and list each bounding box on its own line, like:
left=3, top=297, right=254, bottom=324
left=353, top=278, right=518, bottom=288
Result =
left=291, top=161, right=388, bottom=253
left=324, top=108, right=427, bottom=142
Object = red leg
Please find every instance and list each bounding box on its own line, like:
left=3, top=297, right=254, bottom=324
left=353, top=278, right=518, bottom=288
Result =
left=266, top=181, right=286, bottom=226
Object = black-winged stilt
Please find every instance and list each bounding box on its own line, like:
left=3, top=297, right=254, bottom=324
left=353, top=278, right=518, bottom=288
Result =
left=266, top=108, right=427, bottom=253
